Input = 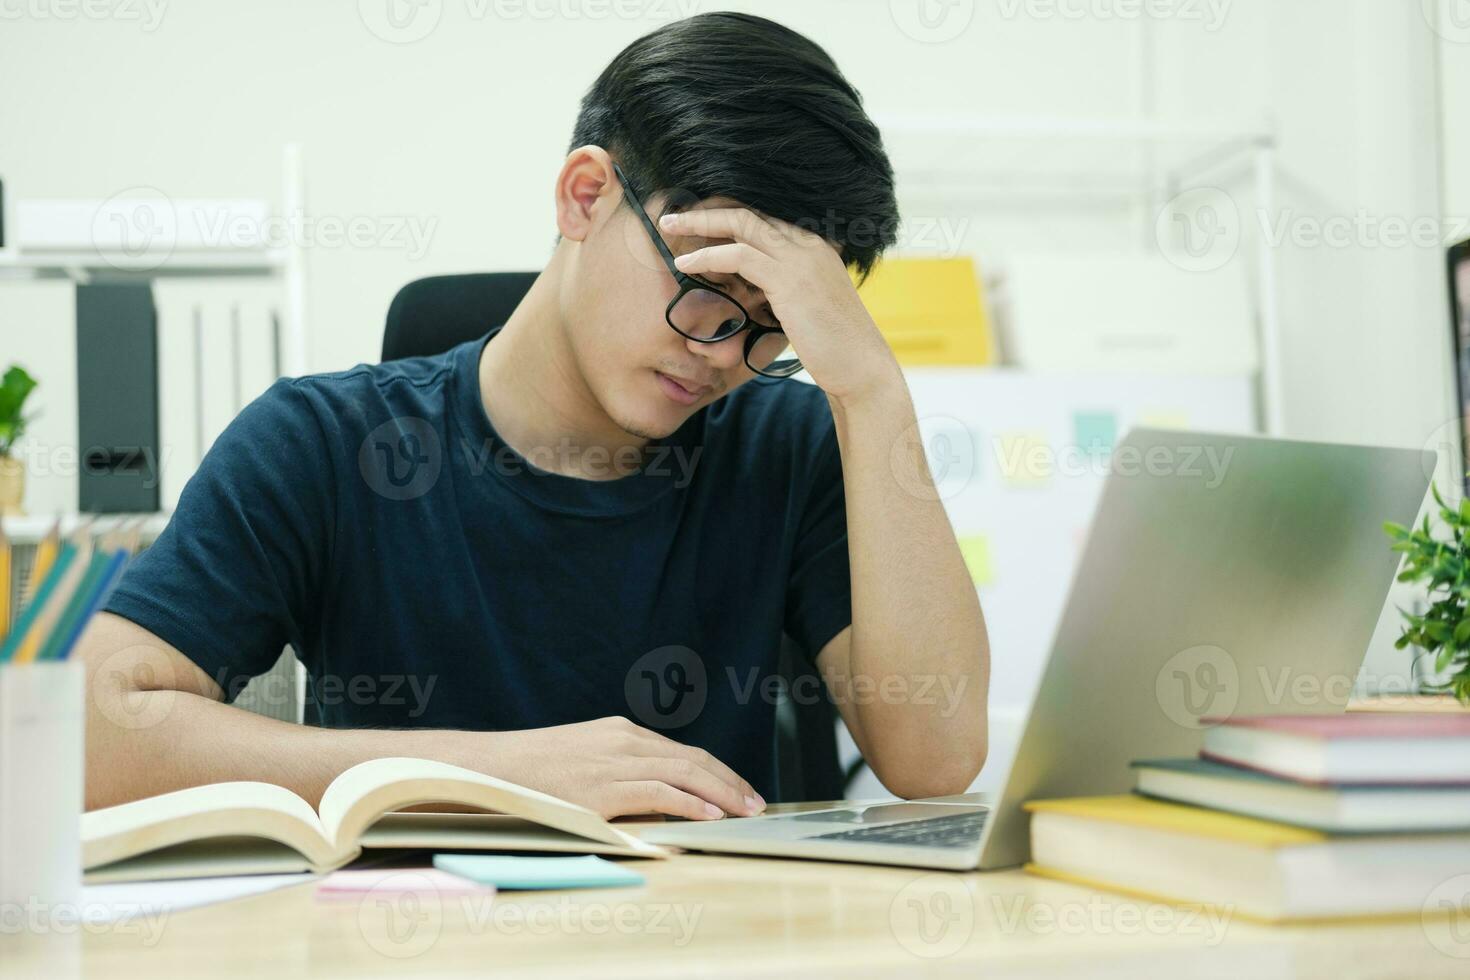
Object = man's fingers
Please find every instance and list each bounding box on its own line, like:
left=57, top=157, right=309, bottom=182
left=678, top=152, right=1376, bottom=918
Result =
left=631, top=729, right=764, bottom=812
left=628, top=756, right=758, bottom=816
left=660, top=208, right=787, bottom=252
left=673, top=243, right=778, bottom=288
left=610, top=780, right=724, bottom=821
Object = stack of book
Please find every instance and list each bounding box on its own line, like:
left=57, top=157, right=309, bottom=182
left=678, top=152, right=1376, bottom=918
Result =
left=0, top=522, right=137, bottom=663
left=1025, top=713, right=1470, bottom=922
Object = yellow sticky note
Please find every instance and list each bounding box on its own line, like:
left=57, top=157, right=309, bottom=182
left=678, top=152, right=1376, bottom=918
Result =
left=957, top=534, right=995, bottom=586
left=1139, top=411, right=1189, bottom=430
left=996, top=431, right=1052, bottom=485
left=854, top=257, right=993, bottom=366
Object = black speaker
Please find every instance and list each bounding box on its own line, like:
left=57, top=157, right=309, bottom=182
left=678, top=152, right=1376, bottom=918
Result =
left=76, top=283, right=161, bottom=513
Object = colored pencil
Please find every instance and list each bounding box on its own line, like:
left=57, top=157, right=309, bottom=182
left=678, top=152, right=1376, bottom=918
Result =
left=0, top=524, right=10, bottom=641
left=0, top=542, right=77, bottom=664
left=39, top=547, right=129, bottom=662
left=12, top=537, right=92, bottom=664
left=23, top=518, right=62, bottom=607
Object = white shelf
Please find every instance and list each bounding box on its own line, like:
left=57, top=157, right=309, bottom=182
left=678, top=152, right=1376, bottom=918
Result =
left=0, top=144, right=309, bottom=378
left=0, top=249, right=288, bottom=280
left=878, top=114, right=1274, bottom=196
left=2, top=512, right=171, bottom=545
left=875, top=113, right=1273, bottom=145
left=873, top=113, right=1284, bottom=438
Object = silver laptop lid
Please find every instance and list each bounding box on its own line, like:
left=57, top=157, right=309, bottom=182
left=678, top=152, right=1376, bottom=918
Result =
left=978, top=428, right=1432, bottom=868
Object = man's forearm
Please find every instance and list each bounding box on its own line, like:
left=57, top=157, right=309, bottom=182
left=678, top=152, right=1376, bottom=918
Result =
left=80, top=613, right=469, bottom=809
left=826, top=369, right=990, bottom=794
left=87, top=673, right=466, bottom=811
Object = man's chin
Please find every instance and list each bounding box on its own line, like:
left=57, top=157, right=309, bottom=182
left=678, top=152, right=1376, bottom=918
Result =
left=605, top=376, right=705, bottom=442
left=615, top=412, right=681, bottom=443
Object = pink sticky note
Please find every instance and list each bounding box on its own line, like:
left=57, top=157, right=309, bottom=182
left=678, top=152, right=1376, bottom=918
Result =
left=315, top=868, right=495, bottom=902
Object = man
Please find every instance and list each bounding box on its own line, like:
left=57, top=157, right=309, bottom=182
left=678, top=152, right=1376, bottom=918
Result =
left=83, top=12, right=989, bottom=820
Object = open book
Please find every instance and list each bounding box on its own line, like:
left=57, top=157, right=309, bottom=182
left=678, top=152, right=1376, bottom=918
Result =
left=83, top=757, right=668, bottom=883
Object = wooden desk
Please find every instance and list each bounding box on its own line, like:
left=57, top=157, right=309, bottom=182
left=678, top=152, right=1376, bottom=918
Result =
left=7, top=803, right=1467, bottom=978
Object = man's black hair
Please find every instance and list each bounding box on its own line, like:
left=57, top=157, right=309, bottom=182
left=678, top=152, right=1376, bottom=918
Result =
left=570, top=12, right=899, bottom=280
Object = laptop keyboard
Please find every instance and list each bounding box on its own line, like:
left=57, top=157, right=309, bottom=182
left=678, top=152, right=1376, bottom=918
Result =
left=809, top=810, right=987, bottom=849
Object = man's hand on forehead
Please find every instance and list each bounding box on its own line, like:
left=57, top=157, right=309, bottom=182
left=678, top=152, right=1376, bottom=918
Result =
left=659, top=207, right=897, bottom=402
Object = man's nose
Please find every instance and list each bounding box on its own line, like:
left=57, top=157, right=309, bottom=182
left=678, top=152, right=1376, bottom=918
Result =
left=686, top=331, right=745, bottom=371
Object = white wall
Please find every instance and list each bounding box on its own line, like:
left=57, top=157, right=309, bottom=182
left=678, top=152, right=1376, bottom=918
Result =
left=1438, top=0, right=1470, bottom=221
left=1255, top=0, right=1452, bottom=689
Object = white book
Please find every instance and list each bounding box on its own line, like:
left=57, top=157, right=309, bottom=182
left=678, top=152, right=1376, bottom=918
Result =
left=83, top=757, right=666, bottom=883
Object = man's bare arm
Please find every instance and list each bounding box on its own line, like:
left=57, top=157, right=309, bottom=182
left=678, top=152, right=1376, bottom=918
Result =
left=819, top=379, right=990, bottom=800
left=80, top=612, right=764, bottom=819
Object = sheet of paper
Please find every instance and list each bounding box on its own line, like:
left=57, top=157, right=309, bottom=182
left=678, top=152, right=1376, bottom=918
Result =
left=78, top=872, right=315, bottom=924
left=316, top=868, right=494, bottom=901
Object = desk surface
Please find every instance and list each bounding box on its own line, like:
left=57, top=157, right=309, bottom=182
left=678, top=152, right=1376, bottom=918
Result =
left=8, top=801, right=1468, bottom=979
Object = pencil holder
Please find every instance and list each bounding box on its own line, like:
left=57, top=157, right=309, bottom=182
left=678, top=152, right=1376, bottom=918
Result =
left=0, top=660, right=84, bottom=916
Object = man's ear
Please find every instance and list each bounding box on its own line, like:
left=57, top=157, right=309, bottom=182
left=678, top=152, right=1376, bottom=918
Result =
left=556, top=146, right=619, bottom=242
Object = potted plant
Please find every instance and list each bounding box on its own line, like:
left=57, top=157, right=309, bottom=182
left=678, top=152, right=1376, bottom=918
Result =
left=1385, top=485, right=1470, bottom=703
left=0, top=365, right=38, bottom=516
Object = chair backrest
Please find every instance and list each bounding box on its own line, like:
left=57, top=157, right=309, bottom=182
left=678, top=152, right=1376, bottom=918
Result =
left=379, top=271, right=850, bottom=801
left=381, top=272, right=538, bottom=361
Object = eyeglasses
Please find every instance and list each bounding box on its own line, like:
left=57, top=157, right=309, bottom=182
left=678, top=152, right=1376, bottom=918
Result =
left=612, top=163, right=802, bottom=380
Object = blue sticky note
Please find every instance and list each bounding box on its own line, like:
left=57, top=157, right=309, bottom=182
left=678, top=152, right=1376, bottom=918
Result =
left=432, top=854, right=646, bottom=891
left=1073, top=411, right=1117, bottom=455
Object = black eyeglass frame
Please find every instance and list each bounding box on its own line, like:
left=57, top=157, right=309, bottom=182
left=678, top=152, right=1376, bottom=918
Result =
left=612, top=163, right=801, bottom=379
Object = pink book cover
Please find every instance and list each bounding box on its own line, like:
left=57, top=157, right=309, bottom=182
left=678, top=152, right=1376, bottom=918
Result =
left=1200, top=713, right=1470, bottom=740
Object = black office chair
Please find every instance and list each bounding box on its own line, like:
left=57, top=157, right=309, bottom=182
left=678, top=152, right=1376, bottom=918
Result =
left=382, top=272, right=540, bottom=362
left=382, top=272, right=849, bottom=802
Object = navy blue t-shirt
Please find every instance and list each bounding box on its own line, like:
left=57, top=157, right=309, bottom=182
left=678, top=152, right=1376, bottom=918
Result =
left=105, top=330, right=851, bottom=797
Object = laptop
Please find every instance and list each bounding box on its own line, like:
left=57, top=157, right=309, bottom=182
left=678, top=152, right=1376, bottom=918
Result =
left=641, top=429, right=1433, bottom=870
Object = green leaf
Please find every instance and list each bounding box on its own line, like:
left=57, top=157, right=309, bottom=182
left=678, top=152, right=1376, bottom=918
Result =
left=1424, top=621, right=1452, bottom=644
left=1452, top=620, right=1470, bottom=646
left=0, top=365, right=36, bottom=414
left=1437, top=644, right=1460, bottom=672
left=0, top=364, right=37, bottom=455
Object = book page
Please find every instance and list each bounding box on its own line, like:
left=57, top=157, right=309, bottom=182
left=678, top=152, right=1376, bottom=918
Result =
left=317, top=757, right=665, bottom=857
left=82, top=781, right=339, bottom=871
left=360, top=812, right=664, bottom=857
left=84, top=837, right=319, bottom=884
